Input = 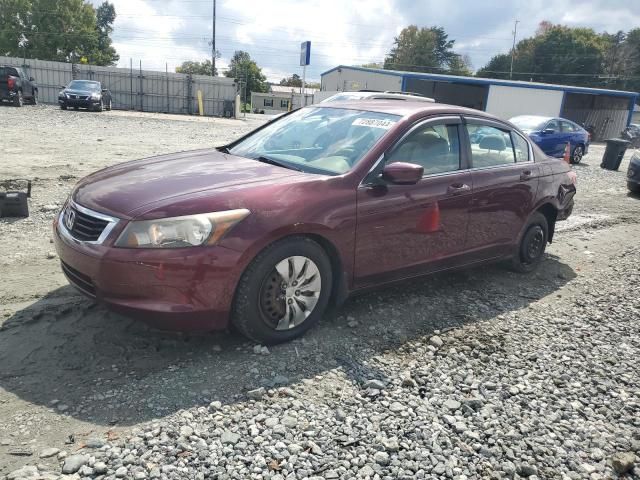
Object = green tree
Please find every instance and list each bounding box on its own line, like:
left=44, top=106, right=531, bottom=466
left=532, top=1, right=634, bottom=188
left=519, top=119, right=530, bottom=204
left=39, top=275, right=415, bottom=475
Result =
left=477, top=22, right=609, bottom=87
left=383, top=25, right=461, bottom=74
left=279, top=73, right=302, bottom=87
left=0, top=0, right=119, bottom=65
left=224, top=50, right=267, bottom=103
left=360, top=62, right=383, bottom=69
left=92, top=1, right=118, bottom=65
left=176, top=59, right=218, bottom=76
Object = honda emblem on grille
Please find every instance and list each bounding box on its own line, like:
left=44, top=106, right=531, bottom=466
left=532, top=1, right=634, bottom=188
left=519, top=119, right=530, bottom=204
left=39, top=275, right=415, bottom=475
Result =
left=64, top=208, right=75, bottom=230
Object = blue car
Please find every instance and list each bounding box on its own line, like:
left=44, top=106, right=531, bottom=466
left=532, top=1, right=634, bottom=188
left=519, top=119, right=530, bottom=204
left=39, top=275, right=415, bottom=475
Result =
left=510, top=115, right=590, bottom=164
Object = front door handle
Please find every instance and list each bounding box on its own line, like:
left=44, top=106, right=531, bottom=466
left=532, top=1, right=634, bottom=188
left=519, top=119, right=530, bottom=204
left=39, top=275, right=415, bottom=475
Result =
left=447, top=183, right=471, bottom=195
left=520, top=170, right=533, bottom=181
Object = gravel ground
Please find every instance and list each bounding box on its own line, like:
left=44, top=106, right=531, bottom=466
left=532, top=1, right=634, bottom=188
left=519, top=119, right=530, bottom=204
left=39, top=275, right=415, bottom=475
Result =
left=1, top=105, right=639, bottom=480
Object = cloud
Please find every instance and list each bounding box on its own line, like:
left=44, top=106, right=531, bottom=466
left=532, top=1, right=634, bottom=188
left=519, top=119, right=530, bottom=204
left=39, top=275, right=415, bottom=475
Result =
left=93, top=0, right=640, bottom=81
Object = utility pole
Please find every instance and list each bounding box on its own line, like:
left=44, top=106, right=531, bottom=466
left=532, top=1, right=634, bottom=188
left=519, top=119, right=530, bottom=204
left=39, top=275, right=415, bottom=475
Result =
left=211, top=0, right=216, bottom=76
left=510, top=19, right=519, bottom=80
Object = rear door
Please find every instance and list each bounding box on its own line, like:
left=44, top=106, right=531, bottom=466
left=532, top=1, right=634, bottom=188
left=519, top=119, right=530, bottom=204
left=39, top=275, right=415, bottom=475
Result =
left=354, top=116, right=473, bottom=287
left=464, top=118, right=539, bottom=258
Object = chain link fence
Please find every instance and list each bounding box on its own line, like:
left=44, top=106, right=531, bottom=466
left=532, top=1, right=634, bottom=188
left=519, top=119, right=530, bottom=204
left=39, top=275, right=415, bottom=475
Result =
left=0, top=56, right=238, bottom=117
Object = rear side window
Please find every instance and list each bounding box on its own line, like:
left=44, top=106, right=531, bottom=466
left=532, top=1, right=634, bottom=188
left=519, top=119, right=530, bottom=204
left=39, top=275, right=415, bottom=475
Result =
left=560, top=121, right=577, bottom=132
left=466, top=125, right=515, bottom=167
left=386, top=123, right=461, bottom=175
left=511, top=132, right=530, bottom=162
left=0, top=67, right=19, bottom=77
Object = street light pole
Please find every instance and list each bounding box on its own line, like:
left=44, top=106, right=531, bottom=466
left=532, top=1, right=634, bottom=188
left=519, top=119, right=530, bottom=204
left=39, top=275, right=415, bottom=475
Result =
left=211, top=0, right=216, bottom=76
left=510, top=19, right=519, bottom=80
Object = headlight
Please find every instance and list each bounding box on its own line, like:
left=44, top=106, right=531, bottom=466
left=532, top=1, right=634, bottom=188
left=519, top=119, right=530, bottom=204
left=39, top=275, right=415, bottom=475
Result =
left=90, top=92, right=101, bottom=99
left=114, top=209, right=250, bottom=248
left=59, top=91, right=66, bottom=97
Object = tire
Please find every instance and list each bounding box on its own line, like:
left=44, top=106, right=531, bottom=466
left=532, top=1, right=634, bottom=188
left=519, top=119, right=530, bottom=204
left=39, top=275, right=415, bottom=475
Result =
left=232, top=236, right=333, bottom=344
left=60, top=104, right=67, bottom=110
left=31, top=90, right=38, bottom=105
left=13, top=90, right=23, bottom=107
left=628, top=181, right=640, bottom=194
left=95, top=99, right=103, bottom=112
left=510, top=212, right=549, bottom=273
left=570, top=145, right=584, bottom=164
left=73, top=106, right=79, bottom=110
left=106, top=99, right=112, bottom=111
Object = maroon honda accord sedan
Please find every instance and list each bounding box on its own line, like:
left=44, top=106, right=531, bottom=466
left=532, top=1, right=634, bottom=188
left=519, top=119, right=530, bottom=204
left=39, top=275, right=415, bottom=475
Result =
left=54, top=101, right=576, bottom=343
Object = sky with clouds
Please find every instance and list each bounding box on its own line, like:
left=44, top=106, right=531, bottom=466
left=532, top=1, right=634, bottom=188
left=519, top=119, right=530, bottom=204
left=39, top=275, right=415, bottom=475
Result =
left=91, top=0, right=640, bottom=83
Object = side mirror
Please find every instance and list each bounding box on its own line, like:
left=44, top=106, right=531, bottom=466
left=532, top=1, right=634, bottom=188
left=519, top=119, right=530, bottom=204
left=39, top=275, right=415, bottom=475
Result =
left=101, top=88, right=107, bottom=93
left=543, top=128, right=555, bottom=135
left=29, top=77, right=35, bottom=81
left=60, top=85, right=66, bottom=89
left=381, top=162, right=424, bottom=185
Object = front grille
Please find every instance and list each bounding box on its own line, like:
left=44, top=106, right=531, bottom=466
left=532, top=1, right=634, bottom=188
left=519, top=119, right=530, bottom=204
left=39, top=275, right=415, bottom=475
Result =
left=69, top=94, right=89, bottom=100
left=67, top=207, right=109, bottom=242
left=61, top=261, right=96, bottom=297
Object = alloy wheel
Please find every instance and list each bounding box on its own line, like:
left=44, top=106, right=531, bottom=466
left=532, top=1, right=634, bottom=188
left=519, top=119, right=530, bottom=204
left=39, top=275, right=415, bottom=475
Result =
left=573, top=146, right=583, bottom=164
left=259, top=256, right=321, bottom=331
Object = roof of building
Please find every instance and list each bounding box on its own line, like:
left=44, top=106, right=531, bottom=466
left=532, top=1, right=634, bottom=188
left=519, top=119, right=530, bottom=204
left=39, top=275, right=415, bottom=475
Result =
left=321, top=65, right=639, bottom=99
left=270, top=85, right=318, bottom=95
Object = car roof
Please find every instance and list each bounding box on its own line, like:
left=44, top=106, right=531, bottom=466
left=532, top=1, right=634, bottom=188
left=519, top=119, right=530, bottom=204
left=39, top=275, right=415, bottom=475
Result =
left=316, top=100, right=498, bottom=120
left=511, top=115, right=552, bottom=122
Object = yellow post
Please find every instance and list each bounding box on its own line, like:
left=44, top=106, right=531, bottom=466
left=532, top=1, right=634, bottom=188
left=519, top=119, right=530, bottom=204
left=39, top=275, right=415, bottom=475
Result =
left=197, top=90, right=204, bottom=116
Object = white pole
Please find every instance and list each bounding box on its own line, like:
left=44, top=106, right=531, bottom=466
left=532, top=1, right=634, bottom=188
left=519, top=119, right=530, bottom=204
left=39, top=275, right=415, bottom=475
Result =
left=302, top=64, right=306, bottom=107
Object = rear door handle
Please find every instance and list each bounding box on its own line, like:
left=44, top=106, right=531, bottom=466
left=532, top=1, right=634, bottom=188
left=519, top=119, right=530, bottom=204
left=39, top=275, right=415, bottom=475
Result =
left=520, top=170, right=533, bottom=181
left=447, top=183, right=471, bottom=195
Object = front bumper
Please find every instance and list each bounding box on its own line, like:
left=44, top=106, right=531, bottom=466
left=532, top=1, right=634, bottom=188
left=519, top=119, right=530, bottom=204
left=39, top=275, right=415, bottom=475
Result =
left=53, top=207, right=244, bottom=331
left=59, top=97, right=101, bottom=108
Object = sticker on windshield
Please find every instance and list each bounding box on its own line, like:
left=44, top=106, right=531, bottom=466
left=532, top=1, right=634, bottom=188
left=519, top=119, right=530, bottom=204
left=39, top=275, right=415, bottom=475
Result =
left=352, top=118, right=396, bottom=129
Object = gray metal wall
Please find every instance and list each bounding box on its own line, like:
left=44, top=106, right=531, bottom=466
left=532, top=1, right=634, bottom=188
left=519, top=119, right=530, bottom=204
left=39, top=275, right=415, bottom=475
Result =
left=561, top=93, right=631, bottom=141
left=0, top=56, right=238, bottom=117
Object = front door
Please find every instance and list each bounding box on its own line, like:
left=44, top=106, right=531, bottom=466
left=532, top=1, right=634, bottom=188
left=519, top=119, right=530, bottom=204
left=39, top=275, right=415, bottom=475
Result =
left=354, top=117, right=473, bottom=288
left=538, top=119, right=563, bottom=156
left=464, top=119, right=539, bottom=257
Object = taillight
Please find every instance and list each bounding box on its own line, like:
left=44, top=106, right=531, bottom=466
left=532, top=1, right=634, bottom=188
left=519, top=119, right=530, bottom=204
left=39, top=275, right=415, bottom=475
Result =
left=587, top=132, right=592, bottom=142
left=7, top=76, right=15, bottom=90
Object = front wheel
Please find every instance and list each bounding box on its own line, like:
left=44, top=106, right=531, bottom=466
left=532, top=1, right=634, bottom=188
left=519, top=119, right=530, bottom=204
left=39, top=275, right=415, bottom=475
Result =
left=510, top=212, right=549, bottom=273
left=95, top=99, right=103, bottom=112
left=232, top=237, right=332, bottom=344
left=628, top=181, right=640, bottom=194
left=60, top=104, right=67, bottom=110
left=106, top=99, right=112, bottom=111
left=571, top=145, right=584, bottom=164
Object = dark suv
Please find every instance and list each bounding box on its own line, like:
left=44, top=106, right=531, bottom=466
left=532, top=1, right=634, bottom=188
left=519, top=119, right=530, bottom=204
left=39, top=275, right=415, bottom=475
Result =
left=0, top=65, right=38, bottom=106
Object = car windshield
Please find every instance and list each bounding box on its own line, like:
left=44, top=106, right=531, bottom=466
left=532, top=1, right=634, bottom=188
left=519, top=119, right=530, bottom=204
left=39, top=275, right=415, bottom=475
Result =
left=511, top=116, right=548, bottom=131
left=68, top=80, right=100, bottom=91
left=228, top=107, right=400, bottom=175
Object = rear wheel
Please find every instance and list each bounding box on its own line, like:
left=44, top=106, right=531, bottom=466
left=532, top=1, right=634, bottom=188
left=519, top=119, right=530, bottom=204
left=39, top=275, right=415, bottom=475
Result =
left=628, top=181, right=640, bottom=194
left=232, top=237, right=332, bottom=344
left=571, top=145, right=584, bottom=164
left=510, top=212, right=549, bottom=273
left=106, top=99, right=112, bottom=111
left=13, top=90, right=23, bottom=107
left=31, top=90, right=38, bottom=105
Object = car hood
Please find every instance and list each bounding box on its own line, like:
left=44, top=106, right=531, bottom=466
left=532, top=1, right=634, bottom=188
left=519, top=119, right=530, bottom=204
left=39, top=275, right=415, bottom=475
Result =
left=64, top=89, right=96, bottom=95
left=73, top=148, right=304, bottom=218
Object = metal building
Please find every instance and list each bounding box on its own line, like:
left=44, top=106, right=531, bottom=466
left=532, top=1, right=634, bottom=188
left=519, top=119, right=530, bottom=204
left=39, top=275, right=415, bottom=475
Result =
left=321, top=66, right=639, bottom=140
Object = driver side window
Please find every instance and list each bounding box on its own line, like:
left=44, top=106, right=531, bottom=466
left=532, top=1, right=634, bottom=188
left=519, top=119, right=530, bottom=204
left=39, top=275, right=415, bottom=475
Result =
left=386, top=123, right=461, bottom=175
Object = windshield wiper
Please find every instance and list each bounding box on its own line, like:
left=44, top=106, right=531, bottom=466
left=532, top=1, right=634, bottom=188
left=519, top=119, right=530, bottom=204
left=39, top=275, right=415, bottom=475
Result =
left=253, top=156, right=302, bottom=172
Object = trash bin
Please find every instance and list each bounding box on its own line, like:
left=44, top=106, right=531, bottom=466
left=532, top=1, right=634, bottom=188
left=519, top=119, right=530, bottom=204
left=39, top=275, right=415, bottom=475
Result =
left=601, top=138, right=630, bottom=170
